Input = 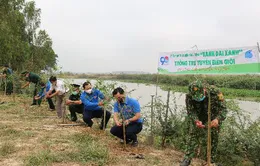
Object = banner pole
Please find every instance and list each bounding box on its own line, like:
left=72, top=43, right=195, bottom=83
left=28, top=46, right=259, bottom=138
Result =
left=257, top=42, right=260, bottom=74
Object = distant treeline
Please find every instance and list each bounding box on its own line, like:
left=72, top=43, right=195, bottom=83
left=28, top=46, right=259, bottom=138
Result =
left=61, top=72, right=260, bottom=90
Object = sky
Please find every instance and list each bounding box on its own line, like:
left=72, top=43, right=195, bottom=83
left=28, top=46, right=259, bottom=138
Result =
left=35, top=0, right=260, bottom=73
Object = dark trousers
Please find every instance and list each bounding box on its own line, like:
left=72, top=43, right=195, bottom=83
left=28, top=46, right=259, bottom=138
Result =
left=37, top=97, right=55, bottom=110
left=110, top=122, right=143, bottom=142
left=32, top=82, right=39, bottom=105
left=47, top=98, right=55, bottom=109
left=83, top=109, right=111, bottom=128
left=6, top=80, right=13, bottom=95
left=69, top=104, right=84, bottom=121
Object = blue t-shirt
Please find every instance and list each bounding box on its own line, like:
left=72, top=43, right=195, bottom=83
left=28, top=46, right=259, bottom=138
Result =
left=113, top=97, right=143, bottom=123
left=38, top=81, right=51, bottom=98
left=80, top=89, right=105, bottom=111
left=46, top=81, right=51, bottom=92
left=38, top=87, right=45, bottom=98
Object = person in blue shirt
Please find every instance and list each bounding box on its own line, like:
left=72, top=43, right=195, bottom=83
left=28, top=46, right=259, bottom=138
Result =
left=34, top=81, right=55, bottom=110
left=110, top=87, right=143, bottom=147
left=80, top=81, right=111, bottom=129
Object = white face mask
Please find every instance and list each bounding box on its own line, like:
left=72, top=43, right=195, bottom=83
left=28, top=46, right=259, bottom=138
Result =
left=85, top=89, right=92, bottom=94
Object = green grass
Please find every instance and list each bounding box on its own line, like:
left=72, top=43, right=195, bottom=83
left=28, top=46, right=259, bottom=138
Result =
left=0, top=128, right=36, bottom=141
left=24, top=133, right=108, bottom=166
left=0, top=102, right=18, bottom=111
left=0, top=142, right=16, bottom=157
left=62, top=133, right=109, bottom=165
left=25, top=150, right=58, bottom=166
left=0, top=128, right=23, bottom=137
left=161, top=85, right=260, bottom=102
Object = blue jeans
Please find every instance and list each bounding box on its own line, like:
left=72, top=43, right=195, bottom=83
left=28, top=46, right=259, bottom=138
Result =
left=110, top=122, right=143, bottom=142
left=83, top=109, right=111, bottom=128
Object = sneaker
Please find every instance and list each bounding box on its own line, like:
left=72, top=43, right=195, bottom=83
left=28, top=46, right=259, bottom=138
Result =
left=31, top=103, right=37, bottom=106
left=180, top=158, right=191, bottom=166
left=131, top=141, right=138, bottom=147
left=120, top=139, right=132, bottom=144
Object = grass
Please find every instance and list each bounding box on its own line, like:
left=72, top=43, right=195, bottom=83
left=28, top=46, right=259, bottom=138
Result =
left=0, top=93, right=217, bottom=166
left=66, top=133, right=109, bottom=165
left=25, top=133, right=109, bottom=166
left=160, top=84, right=260, bottom=102
left=0, top=142, right=16, bottom=157
left=0, top=128, right=23, bottom=138
left=25, top=150, right=58, bottom=166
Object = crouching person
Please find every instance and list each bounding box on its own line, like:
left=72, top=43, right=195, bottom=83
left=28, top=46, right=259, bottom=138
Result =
left=66, top=84, right=84, bottom=122
left=110, top=87, right=143, bottom=147
left=80, top=81, right=111, bottom=129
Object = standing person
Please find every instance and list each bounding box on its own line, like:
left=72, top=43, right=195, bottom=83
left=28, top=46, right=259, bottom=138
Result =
left=66, top=84, right=84, bottom=121
left=46, top=76, right=67, bottom=118
left=34, top=81, right=55, bottom=110
left=0, top=64, right=13, bottom=95
left=21, top=71, right=41, bottom=105
left=80, top=81, right=111, bottom=129
left=110, top=87, right=143, bottom=147
left=180, top=80, right=227, bottom=166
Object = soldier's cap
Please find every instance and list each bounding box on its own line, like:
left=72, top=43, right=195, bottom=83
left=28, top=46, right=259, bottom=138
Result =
left=21, top=71, right=29, bottom=75
left=188, top=80, right=206, bottom=101
left=40, top=82, right=46, bottom=87
left=70, top=84, right=80, bottom=88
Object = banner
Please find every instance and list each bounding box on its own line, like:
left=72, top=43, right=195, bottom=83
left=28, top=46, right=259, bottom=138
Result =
left=158, top=46, right=260, bottom=74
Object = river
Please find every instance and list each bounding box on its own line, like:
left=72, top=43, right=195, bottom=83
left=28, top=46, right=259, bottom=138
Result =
left=72, top=79, right=260, bottom=122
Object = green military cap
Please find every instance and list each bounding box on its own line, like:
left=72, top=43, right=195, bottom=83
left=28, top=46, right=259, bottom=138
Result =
left=188, top=80, right=206, bottom=101
left=70, top=84, right=80, bottom=88
left=21, top=71, right=28, bottom=75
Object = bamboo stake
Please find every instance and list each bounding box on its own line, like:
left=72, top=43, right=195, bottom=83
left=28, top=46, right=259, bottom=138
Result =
left=103, top=106, right=106, bottom=130
left=162, top=89, right=170, bottom=147
left=62, top=96, right=66, bottom=124
left=207, top=93, right=212, bottom=166
left=4, top=78, right=7, bottom=96
left=123, top=120, right=126, bottom=150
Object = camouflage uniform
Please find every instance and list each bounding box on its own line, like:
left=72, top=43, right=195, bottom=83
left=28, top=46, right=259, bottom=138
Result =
left=183, top=80, right=227, bottom=163
left=2, top=66, right=13, bottom=95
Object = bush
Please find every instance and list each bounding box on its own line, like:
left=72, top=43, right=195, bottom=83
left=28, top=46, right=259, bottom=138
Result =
left=147, top=95, right=260, bottom=166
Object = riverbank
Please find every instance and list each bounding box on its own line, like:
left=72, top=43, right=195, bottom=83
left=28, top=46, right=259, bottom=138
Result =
left=130, top=79, right=260, bottom=102
left=59, top=73, right=260, bottom=102
left=62, top=77, right=260, bottom=102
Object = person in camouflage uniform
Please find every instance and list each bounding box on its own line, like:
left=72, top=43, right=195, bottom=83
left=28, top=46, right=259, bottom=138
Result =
left=180, top=80, right=227, bottom=166
left=21, top=71, right=42, bottom=105
left=0, top=64, right=13, bottom=95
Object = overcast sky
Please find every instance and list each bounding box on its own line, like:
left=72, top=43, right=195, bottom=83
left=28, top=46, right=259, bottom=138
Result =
left=35, top=0, right=260, bottom=73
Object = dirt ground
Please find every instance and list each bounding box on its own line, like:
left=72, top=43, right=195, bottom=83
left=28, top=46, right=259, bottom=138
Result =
left=0, top=94, right=206, bottom=166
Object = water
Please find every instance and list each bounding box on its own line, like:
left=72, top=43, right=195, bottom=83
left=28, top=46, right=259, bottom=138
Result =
left=72, top=79, right=260, bottom=122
